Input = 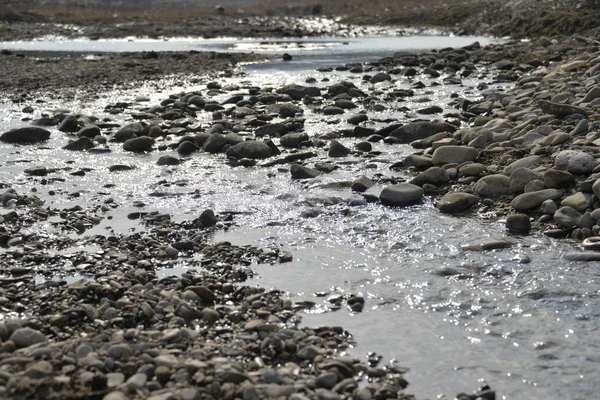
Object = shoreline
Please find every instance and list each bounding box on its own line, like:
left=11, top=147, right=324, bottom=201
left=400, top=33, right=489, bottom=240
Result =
left=1, top=8, right=600, bottom=400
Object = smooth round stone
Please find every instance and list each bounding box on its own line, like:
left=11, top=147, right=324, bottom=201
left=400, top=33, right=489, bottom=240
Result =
left=554, top=206, right=583, bottom=229
left=431, top=146, right=478, bottom=165
left=564, top=252, right=600, bottom=261
left=436, top=192, right=479, bottom=214
left=511, top=189, right=562, bottom=211
left=106, top=372, right=126, bottom=388
left=410, top=167, right=449, bottom=186
left=328, top=140, right=351, bottom=157
left=108, top=344, right=132, bottom=360
left=474, top=174, right=510, bottom=197
left=379, top=183, right=424, bottom=207
left=554, top=150, right=597, bottom=174
left=561, top=192, right=593, bottom=212
left=296, top=345, right=320, bottom=360
left=540, top=199, right=558, bottom=215
left=123, top=136, right=154, bottom=152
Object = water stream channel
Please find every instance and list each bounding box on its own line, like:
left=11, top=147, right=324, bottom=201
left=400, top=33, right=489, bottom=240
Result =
left=1, top=34, right=599, bottom=400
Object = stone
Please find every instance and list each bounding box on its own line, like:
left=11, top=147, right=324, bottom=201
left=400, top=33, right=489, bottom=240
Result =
left=58, top=115, right=79, bottom=133
left=64, top=137, right=94, bottom=151
left=506, top=213, right=531, bottom=233
left=0, top=127, right=51, bottom=144
left=410, top=167, right=449, bottom=186
left=554, top=206, right=582, bottom=229
left=538, top=131, right=571, bottom=146
left=502, top=156, right=541, bottom=176
left=177, top=141, right=198, bottom=156
left=561, top=192, right=593, bottom=212
left=126, top=372, right=148, bottom=390
left=554, top=150, right=597, bottom=174
left=203, top=133, right=227, bottom=153
left=511, top=189, right=562, bottom=211
left=296, top=345, right=319, bottom=360
left=123, top=136, right=154, bottom=152
left=436, top=192, right=479, bottom=214
left=280, top=132, right=309, bottom=148
left=328, top=140, right=351, bottom=157
left=544, top=169, right=575, bottom=188
left=323, top=106, right=345, bottom=115
left=379, top=183, right=424, bottom=207
left=108, top=344, right=132, bottom=360
left=402, top=154, right=433, bottom=169
left=592, top=179, right=600, bottom=199
left=458, top=163, right=485, bottom=176
left=351, top=176, right=374, bottom=192
left=538, top=99, right=588, bottom=117
left=474, top=174, right=511, bottom=197
left=77, top=124, right=101, bottom=139
left=226, top=141, right=275, bottom=159
left=9, top=328, right=46, bottom=348
left=509, top=168, right=541, bottom=193
left=431, top=146, right=478, bottom=165
left=290, top=164, right=321, bottom=179
left=157, top=156, right=180, bottom=166
left=389, top=122, right=456, bottom=144
left=255, top=123, right=288, bottom=138
left=276, top=84, right=320, bottom=100
left=540, top=199, right=558, bottom=214
left=524, top=179, right=545, bottom=193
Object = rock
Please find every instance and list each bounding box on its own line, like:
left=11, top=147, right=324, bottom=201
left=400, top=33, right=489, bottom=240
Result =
left=290, top=164, right=321, bottom=179
left=380, top=183, right=424, bottom=207
left=389, top=122, right=456, bottom=144
left=417, top=105, right=443, bottom=114
left=255, top=123, right=288, bottom=138
left=555, top=150, right=597, bottom=174
left=458, top=163, right=486, bottom=177
left=9, top=328, right=46, bottom=348
left=0, top=127, right=51, bottom=144
left=474, top=174, right=511, bottom=197
left=297, top=345, right=320, bottom=360
left=502, top=156, right=541, bottom=176
left=177, top=141, right=198, bottom=156
left=348, top=113, right=368, bottom=125
left=554, top=206, right=582, bottom=229
left=123, top=136, right=154, bottom=152
left=63, top=137, right=94, bottom=151
left=511, top=189, right=562, bottom=211
left=509, top=168, right=541, bottom=193
left=370, top=72, right=391, bottom=83
left=226, top=140, right=276, bottom=159
left=506, top=213, right=531, bottom=233
left=564, top=252, right=600, bottom=261
left=436, top=192, right=479, bottom=213
left=410, top=167, right=449, bottom=186
left=280, top=132, right=309, bottom=148
left=544, top=169, right=575, bottom=188
left=592, top=179, right=600, bottom=199
left=58, top=115, right=79, bottom=133
left=538, top=99, right=588, bottom=117
left=276, top=84, right=320, bottom=100
left=114, top=122, right=145, bottom=142
left=561, top=192, right=593, bottom=212
left=203, top=133, right=227, bottom=153
left=157, top=155, right=180, bottom=166
left=540, top=199, right=558, bottom=214
left=199, top=209, right=218, bottom=226
left=402, top=154, right=433, bottom=169
left=431, top=146, right=478, bottom=165
left=77, top=124, right=101, bottom=139
left=323, top=106, right=345, bottom=115
left=328, top=140, right=351, bottom=157
left=351, top=176, right=374, bottom=192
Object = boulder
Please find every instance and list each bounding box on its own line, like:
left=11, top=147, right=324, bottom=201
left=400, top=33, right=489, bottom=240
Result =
left=77, top=124, right=101, bottom=139
left=226, top=141, right=275, bottom=159
left=203, top=133, right=227, bottom=153
left=328, top=140, right=351, bottom=157
left=506, top=213, right=531, bottom=233
left=554, top=150, right=597, bottom=174
left=276, top=84, right=320, bottom=100
left=57, top=115, right=79, bottom=133
left=554, top=206, right=582, bottom=229
left=63, top=137, right=94, bottom=151
left=280, top=132, right=309, bottom=148
left=123, top=136, right=154, bottom=152
left=410, top=167, right=449, bottom=187
left=388, top=122, right=456, bottom=144
left=560, top=192, right=593, bottom=212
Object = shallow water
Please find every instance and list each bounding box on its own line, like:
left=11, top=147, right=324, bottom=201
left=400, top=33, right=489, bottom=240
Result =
left=1, top=35, right=599, bottom=400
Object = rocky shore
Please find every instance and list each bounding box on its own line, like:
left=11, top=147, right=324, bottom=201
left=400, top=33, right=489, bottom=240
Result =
left=2, top=3, right=600, bottom=400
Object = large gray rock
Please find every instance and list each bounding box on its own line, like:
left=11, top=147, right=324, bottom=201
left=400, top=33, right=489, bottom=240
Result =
left=388, top=122, right=456, bottom=144
left=280, top=132, right=309, bottom=148
left=77, top=124, right=101, bottom=139
left=9, top=327, right=46, bottom=348
left=544, top=168, right=575, bottom=188
left=402, top=154, right=433, bottom=169
left=328, top=140, right=351, bottom=157
left=290, top=164, right=321, bottom=179
left=554, top=206, right=582, bottom=229
left=114, top=122, right=146, bottom=142
left=593, top=179, right=600, bottom=199
left=410, top=167, right=449, bottom=187
left=474, top=174, right=511, bottom=197
left=255, top=123, right=288, bottom=138
left=380, top=183, right=424, bottom=206
left=506, top=213, right=531, bottom=233
left=0, top=127, right=51, bottom=144
left=226, top=141, right=275, bottom=159
left=436, top=192, right=479, bottom=213
left=123, top=136, right=154, bottom=152
left=554, top=150, right=597, bottom=174
left=57, top=115, right=79, bottom=133
left=511, top=189, right=563, bottom=211
left=431, top=146, right=478, bottom=165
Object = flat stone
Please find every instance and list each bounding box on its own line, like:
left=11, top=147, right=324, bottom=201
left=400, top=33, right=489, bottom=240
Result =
left=538, top=99, right=588, bottom=117
left=502, top=155, right=541, bottom=176
left=291, top=164, right=321, bottom=179
left=0, top=127, right=51, bottom=144
left=561, top=192, right=593, bottom=212
left=436, top=192, right=479, bottom=214
left=554, top=206, right=582, bottom=229
left=474, top=174, right=511, bottom=197
left=410, top=167, right=449, bottom=186
left=554, top=150, right=597, bottom=174
left=506, top=213, right=531, bottom=233
left=9, top=328, right=46, bottom=348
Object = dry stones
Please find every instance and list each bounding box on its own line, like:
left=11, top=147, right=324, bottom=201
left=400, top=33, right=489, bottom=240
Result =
left=379, top=183, right=424, bottom=206
left=9, top=327, right=46, bottom=348
left=538, top=99, right=588, bottom=117
left=502, top=156, right=541, bottom=176
left=511, top=189, right=563, bottom=211
left=554, top=206, right=582, bottom=228
left=554, top=150, right=597, bottom=174
left=561, top=192, right=593, bottom=212
left=474, top=174, right=510, bottom=197
left=431, top=146, right=478, bottom=165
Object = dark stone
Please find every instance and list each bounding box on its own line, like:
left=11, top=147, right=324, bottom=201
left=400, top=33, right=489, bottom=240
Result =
left=0, top=127, right=51, bottom=144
